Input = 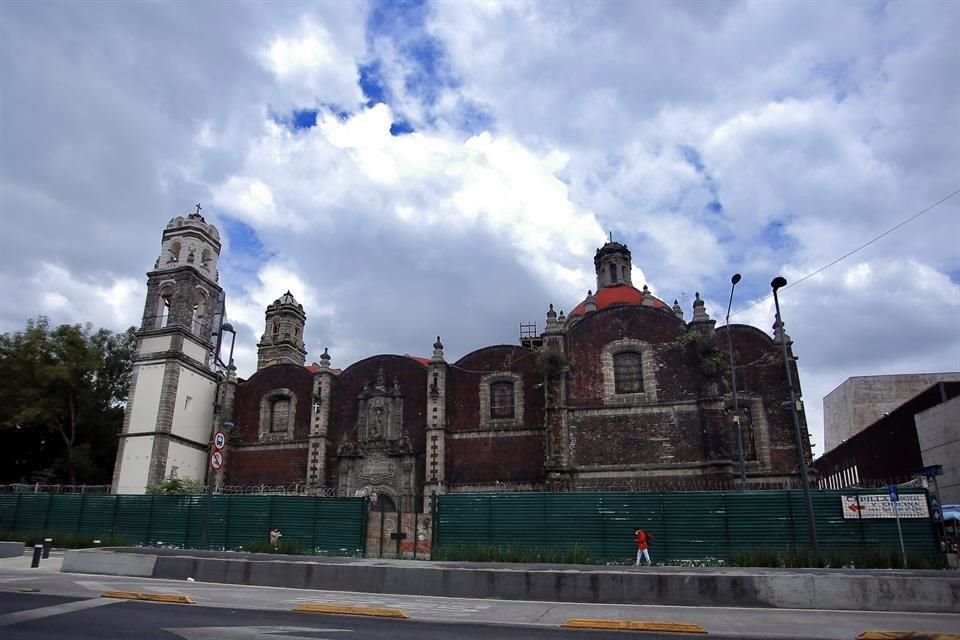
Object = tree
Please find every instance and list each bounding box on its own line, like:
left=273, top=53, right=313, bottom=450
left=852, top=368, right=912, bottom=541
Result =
left=0, top=317, right=135, bottom=484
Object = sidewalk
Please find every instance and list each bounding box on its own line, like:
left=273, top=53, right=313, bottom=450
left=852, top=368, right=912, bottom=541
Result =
left=61, top=547, right=960, bottom=613
left=0, top=548, right=64, bottom=572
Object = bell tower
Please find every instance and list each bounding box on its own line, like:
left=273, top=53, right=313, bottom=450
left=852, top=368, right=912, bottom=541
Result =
left=257, top=291, right=307, bottom=369
left=594, top=241, right=633, bottom=289
left=111, top=208, right=227, bottom=493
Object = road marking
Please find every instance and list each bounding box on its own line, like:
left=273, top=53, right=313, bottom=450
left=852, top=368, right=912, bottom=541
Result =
left=295, top=603, right=408, bottom=618
left=858, top=633, right=960, bottom=640
left=102, top=590, right=195, bottom=604
left=288, top=594, right=490, bottom=618
left=0, top=597, right=118, bottom=628
left=167, top=625, right=353, bottom=639
left=563, top=619, right=707, bottom=634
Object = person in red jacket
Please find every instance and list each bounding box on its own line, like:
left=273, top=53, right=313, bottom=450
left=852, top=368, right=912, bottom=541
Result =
left=634, top=528, right=652, bottom=566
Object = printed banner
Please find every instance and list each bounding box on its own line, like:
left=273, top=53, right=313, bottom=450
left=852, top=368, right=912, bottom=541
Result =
left=841, top=494, right=930, bottom=519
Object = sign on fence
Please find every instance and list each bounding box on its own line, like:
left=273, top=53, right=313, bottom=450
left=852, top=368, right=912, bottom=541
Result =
left=842, top=494, right=929, bottom=519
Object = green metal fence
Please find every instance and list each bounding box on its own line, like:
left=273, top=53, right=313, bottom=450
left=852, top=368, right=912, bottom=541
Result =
left=0, top=493, right=368, bottom=554
left=434, top=489, right=940, bottom=563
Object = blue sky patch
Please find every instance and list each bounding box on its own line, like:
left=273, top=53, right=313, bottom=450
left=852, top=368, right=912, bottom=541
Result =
left=760, top=220, right=797, bottom=251
left=291, top=109, right=318, bottom=130
left=390, top=120, right=415, bottom=136
left=358, top=61, right=388, bottom=106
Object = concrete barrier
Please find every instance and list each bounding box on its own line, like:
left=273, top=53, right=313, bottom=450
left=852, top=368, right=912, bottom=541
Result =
left=64, top=550, right=960, bottom=614
left=62, top=549, right=157, bottom=577
left=0, top=542, right=25, bottom=558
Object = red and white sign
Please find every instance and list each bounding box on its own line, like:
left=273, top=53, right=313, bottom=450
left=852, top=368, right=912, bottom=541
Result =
left=213, top=431, right=226, bottom=450
left=210, top=451, right=224, bottom=470
left=841, top=494, right=929, bottom=519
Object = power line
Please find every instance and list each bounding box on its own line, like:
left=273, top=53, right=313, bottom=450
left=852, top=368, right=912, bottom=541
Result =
left=731, top=188, right=960, bottom=317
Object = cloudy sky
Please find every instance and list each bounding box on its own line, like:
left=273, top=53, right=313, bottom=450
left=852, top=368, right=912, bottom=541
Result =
left=2, top=0, right=958, bottom=457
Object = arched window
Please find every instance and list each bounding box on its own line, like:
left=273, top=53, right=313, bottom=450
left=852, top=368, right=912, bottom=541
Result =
left=167, top=242, right=181, bottom=264
left=490, top=381, right=515, bottom=419
left=158, top=285, right=174, bottom=328
left=613, top=352, right=643, bottom=394
left=272, top=323, right=279, bottom=335
left=200, top=248, right=211, bottom=267
left=609, top=263, right=618, bottom=283
left=270, top=397, right=291, bottom=432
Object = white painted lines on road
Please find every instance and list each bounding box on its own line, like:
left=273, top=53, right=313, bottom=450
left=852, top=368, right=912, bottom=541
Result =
left=0, top=597, right=119, bottom=628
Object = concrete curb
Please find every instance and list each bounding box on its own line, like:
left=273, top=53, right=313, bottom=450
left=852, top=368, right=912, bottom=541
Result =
left=0, top=542, right=24, bottom=558
left=61, top=549, right=960, bottom=614
left=294, top=603, right=409, bottom=618
left=102, top=590, right=195, bottom=604
left=563, top=619, right=707, bottom=634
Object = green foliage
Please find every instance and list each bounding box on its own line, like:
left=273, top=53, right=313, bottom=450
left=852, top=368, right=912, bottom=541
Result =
left=145, top=477, right=205, bottom=495
left=433, top=544, right=594, bottom=564
left=0, top=531, right=130, bottom=548
left=241, top=539, right=305, bottom=555
left=677, top=328, right=725, bottom=378
left=536, top=346, right=568, bottom=379
left=732, top=547, right=947, bottom=569
left=0, top=317, right=135, bottom=484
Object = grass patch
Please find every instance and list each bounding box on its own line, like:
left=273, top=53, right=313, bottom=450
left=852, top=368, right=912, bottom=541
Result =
left=432, top=544, right=594, bottom=564
left=733, top=546, right=946, bottom=569
left=0, top=531, right=130, bottom=549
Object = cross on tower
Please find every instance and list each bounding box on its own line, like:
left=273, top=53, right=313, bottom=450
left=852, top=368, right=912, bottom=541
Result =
left=195, top=203, right=202, bottom=215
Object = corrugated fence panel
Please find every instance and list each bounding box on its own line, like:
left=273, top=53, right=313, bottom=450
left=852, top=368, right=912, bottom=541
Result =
left=76, top=496, right=118, bottom=538
left=0, top=495, right=19, bottom=530
left=11, top=494, right=51, bottom=531
left=0, top=493, right=367, bottom=552
left=114, top=495, right=153, bottom=544
left=437, top=489, right=941, bottom=563
left=315, top=498, right=366, bottom=553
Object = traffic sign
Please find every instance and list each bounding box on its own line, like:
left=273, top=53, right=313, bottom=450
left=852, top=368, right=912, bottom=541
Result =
left=213, top=431, right=226, bottom=450
left=888, top=485, right=899, bottom=502
left=210, top=451, right=223, bottom=470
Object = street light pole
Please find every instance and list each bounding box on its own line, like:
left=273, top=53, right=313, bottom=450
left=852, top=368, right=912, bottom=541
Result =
left=200, top=321, right=237, bottom=549
left=771, top=276, right=819, bottom=557
left=725, top=273, right=746, bottom=491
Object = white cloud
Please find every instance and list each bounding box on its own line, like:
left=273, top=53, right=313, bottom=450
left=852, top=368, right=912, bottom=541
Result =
left=2, top=0, right=958, bottom=462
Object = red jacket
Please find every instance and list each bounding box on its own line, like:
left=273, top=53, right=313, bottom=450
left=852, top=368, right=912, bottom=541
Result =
left=635, top=530, right=648, bottom=550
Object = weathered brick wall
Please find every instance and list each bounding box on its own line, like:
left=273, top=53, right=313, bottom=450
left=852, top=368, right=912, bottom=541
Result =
left=569, top=406, right=705, bottom=466
left=444, top=345, right=545, bottom=485
left=224, top=363, right=314, bottom=485
left=447, top=345, right=543, bottom=431
left=565, top=306, right=689, bottom=405
left=227, top=446, right=307, bottom=485
left=230, top=364, right=315, bottom=442
left=445, top=434, right=544, bottom=484
left=325, top=355, right=427, bottom=488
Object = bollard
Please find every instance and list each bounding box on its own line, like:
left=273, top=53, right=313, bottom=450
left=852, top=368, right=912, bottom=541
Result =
left=42, top=538, right=53, bottom=559
left=93, top=539, right=101, bottom=547
left=31, top=545, right=42, bottom=568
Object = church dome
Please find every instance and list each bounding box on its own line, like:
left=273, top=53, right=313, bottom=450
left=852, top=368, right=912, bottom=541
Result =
left=568, top=283, right=669, bottom=321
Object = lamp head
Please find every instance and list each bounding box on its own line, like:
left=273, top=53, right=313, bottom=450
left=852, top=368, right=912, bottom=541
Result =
left=771, top=276, right=787, bottom=291
left=221, top=322, right=235, bottom=334
left=731, top=273, right=742, bottom=285
left=222, top=421, right=235, bottom=431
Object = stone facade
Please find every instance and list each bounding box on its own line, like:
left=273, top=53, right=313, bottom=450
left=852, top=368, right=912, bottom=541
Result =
left=221, top=240, right=812, bottom=504
left=114, top=216, right=813, bottom=500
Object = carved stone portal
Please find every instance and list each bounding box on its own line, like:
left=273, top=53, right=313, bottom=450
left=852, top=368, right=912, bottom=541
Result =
left=337, top=368, right=417, bottom=509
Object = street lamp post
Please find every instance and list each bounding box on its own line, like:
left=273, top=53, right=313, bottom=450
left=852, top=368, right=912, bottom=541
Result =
left=771, top=276, right=819, bottom=557
left=200, top=321, right=237, bottom=549
left=725, top=273, right=747, bottom=491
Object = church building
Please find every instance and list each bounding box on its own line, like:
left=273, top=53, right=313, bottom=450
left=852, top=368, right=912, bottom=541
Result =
left=113, top=213, right=814, bottom=506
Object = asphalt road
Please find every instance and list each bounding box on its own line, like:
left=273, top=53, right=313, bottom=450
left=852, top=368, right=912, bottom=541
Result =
left=0, top=592, right=710, bottom=640
left=2, top=555, right=959, bottom=639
